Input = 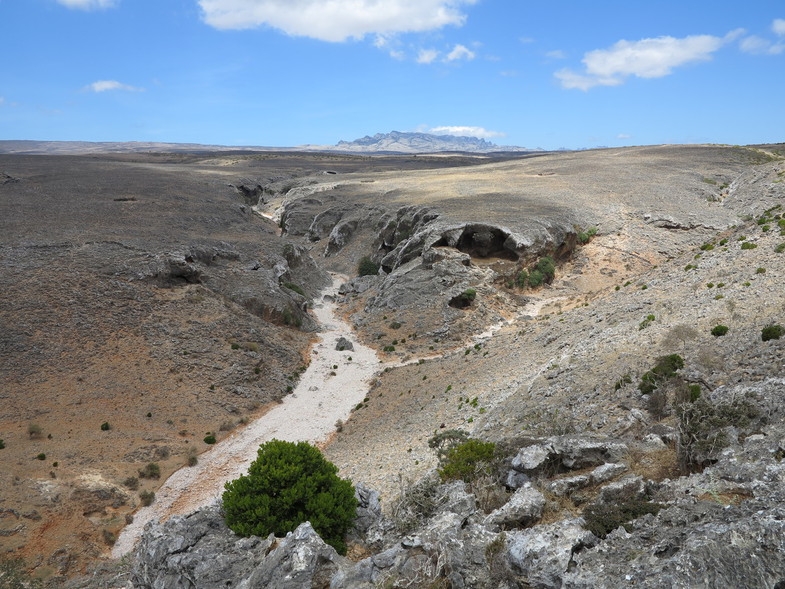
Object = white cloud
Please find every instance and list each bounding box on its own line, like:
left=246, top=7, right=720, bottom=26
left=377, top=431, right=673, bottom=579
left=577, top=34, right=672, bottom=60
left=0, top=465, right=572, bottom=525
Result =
left=739, top=19, right=785, bottom=55
left=545, top=49, right=566, bottom=59
left=85, top=80, right=143, bottom=93
left=617, top=133, right=631, bottom=139
left=740, top=35, right=784, bottom=54
left=197, top=0, right=477, bottom=42
left=56, top=0, right=118, bottom=9
left=445, top=44, right=474, bottom=61
left=429, top=125, right=503, bottom=139
left=417, top=49, right=439, bottom=64
left=557, top=33, right=732, bottom=90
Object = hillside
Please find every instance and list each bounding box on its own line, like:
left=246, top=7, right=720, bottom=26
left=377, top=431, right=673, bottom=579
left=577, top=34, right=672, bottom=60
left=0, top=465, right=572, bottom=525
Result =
left=1, top=144, right=784, bottom=587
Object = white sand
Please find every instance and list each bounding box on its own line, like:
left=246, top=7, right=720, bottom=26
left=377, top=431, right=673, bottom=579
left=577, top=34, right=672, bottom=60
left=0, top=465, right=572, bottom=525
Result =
left=112, top=274, right=381, bottom=558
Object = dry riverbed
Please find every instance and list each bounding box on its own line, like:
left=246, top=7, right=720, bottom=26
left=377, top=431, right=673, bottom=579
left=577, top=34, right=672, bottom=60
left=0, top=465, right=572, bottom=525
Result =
left=113, top=274, right=381, bottom=557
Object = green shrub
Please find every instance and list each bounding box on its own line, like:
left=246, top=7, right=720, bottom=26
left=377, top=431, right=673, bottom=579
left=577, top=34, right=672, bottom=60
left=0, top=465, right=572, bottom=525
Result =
left=0, top=556, right=43, bottom=588
left=282, top=282, right=305, bottom=297
left=711, top=325, right=728, bottom=337
left=357, top=256, right=379, bottom=277
left=516, top=269, right=529, bottom=288
left=222, top=439, right=357, bottom=554
left=139, top=490, right=155, bottom=506
left=36, top=453, right=46, bottom=461
left=677, top=394, right=759, bottom=472
left=583, top=498, right=662, bottom=539
left=0, top=439, right=5, bottom=449
left=536, top=256, right=556, bottom=282
left=528, top=269, right=544, bottom=287
left=638, top=354, right=684, bottom=396
left=741, top=241, right=757, bottom=250
left=138, top=463, right=161, bottom=479
left=775, top=242, right=785, bottom=253
left=389, top=321, right=402, bottom=330
left=438, top=439, right=496, bottom=483
left=762, top=324, right=784, bottom=342
left=123, top=476, right=139, bottom=490
left=204, top=434, right=217, bottom=444
left=700, top=242, right=715, bottom=251
left=100, top=421, right=111, bottom=431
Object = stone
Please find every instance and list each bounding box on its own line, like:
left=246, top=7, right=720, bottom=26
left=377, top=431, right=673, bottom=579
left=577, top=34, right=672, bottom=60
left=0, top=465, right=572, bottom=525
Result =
left=506, top=519, right=598, bottom=588
left=335, top=336, right=354, bottom=352
left=589, top=463, right=627, bottom=484
left=547, top=474, right=590, bottom=497
left=484, top=485, right=546, bottom=528
left=241, top=522, right=346, bottom=589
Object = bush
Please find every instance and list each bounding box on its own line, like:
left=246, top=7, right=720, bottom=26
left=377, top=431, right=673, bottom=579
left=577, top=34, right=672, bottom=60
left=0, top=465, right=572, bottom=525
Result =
left=528, top=269, right=544, bottom=287
left=775, top=242, right=785, bottom=253
left=437, top=439, right=497, bottom=483
left=357, top=256, right=379, bottom=277
left=100, top=422, right=111, bottom=431
left=0, top=439, right=5, bottom=449
left=516, top=269, right=528, bottom=288
left=204, top=434, right=217, bottom=444
left=536, top=256, right=556, bottom=282
left=282, top=282, right=305, bottom=297
left=677, top=394, right=759, bottom=472
left=762, top=324, right=784, bottom=342
left=28, top=423, right=42, bottom=439
left=0, top=556, right=43, bottom=588
left=583, top=498, right=662, bottom=538
left=36, top=453, right=46, bottom=461
left=138, top=463, right=161, bottom=479
left=741, top=241, right=758, bottom=250
left=711, top=325, right=729, bottom=337
left=638, top=354, right=684, bottom=395
left=222, top=439, right=357, bottom=555
left=139, top=490, right=156, bottom=506
left=123, top=476, right=139, bottom=490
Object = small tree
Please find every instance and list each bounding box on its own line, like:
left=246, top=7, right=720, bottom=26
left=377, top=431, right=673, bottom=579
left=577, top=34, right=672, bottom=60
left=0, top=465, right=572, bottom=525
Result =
left=222, top=439, right=357, bottom=554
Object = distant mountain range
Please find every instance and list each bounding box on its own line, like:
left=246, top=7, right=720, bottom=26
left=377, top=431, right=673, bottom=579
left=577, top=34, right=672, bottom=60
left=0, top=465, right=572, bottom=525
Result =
left=324, top=131, right=532, bottom=154
left=0, top=132, right=535, bottom=155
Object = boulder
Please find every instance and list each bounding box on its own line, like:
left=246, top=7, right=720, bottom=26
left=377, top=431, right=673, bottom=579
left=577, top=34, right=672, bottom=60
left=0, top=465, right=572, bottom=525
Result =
left=485, top=485, right=546, bottom=528
left=506, top=519, right=598, bottom=588
left=335, top=336, right=354, bottom=352
left=241, top=522, right=346, bottom=589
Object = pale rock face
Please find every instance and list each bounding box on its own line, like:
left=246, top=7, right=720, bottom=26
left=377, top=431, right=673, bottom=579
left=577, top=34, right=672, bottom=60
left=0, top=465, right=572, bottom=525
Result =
left=484, top=485, right=546, bottom=527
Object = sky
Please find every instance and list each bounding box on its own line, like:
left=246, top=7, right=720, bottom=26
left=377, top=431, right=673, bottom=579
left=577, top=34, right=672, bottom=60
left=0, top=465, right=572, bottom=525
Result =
left=1, top=0, right=784, bottom=150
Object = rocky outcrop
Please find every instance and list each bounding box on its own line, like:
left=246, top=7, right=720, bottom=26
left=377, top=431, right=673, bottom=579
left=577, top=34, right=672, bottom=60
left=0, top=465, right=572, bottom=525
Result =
left=132, top=398, right=785, bottom=588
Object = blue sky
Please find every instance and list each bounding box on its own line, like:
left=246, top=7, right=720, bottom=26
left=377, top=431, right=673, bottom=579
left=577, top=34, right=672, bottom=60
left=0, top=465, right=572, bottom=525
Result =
left=1, top=0, right=783, bottom=149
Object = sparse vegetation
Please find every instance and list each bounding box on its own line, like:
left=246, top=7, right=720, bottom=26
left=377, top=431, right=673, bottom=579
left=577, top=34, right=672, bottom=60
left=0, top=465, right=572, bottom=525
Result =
left=222, top=439, right=357, bottom=554
left=27, top=423, right=42, bottom=439
left=711, top=325, right=729, bottom=337
left=282, top=282, right=305, bottom=297
left=138, top=463, right=161, bottom=480
left=583, top=495, right=663, bottom=538
left=762, top=324, right=784, bottom=342
left=437, top=438, right=497, bottom=484
left=139, top=490, right=156, bottom=506
left=741, top=241, right=757, bottom=250
left=357, top=256, right=379, bottom=277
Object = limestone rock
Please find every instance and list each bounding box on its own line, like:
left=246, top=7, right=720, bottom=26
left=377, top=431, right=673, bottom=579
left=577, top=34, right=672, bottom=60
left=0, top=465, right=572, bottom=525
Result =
left=335, top=336, right=354, bottom=352
left=506, top=519, right=598, bottom=588
left=485, top=485, right=546, bottom=528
